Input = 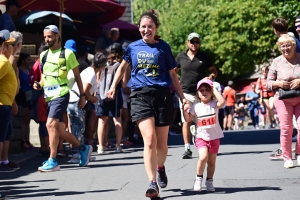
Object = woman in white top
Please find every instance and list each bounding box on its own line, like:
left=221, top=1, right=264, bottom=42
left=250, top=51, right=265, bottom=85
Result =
left=67, top=52, right=107, bottom=161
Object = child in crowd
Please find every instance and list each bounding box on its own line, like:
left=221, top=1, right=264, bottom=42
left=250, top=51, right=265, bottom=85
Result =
left=233, top=110, right=239, bottom=130
left=237, top=103, right=246, bottom=130
left=183, top=78, right=225, bottom=192
left=258, top=101, right=267, bottom=129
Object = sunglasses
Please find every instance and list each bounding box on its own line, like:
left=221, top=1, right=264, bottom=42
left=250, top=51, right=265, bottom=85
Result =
left=190, top=40, right=200, bottom=44
left=295, top=24, right=300, bottom=29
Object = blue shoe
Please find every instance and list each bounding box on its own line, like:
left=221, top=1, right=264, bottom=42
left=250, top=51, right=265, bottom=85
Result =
left=157, top=166, right=168, bottom=188
left=38, top=158, right=60, bottom=172
left=79, top=145, right=92, bottom=167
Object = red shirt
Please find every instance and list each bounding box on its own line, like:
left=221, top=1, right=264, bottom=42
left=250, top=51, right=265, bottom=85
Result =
left=223, top=86, right=236, bottom=106
left=28, top=59, right=41, bottom=87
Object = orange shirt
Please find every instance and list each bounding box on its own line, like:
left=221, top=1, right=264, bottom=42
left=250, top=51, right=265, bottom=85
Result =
left=223, top=86, right=236, bottom=106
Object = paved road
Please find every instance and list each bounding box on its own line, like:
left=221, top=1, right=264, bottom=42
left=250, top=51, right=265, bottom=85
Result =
left=1, top=128, right=300, bottom=200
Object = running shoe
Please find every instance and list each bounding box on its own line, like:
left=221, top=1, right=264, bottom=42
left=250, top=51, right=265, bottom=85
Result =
left=193, top=176, right=202, bottom=191
left=69, top=154, right=96, bottom=164
left=97, top=145, right=105, bottom=154
left=115, top=146, right=123, bottom=153
left=0, top=163, right=15, bottom=172
left=6, top=161, right=20, bottom=170
left=182, top=149, right=192, bottom=159
left=157, top=166, right=168, bottom=188
left=38, top=158, right=60, bottom=172
left=269, top=148, right=283, bottom=160
left=79, top=145, right=92, bottom=167
left=284, top=159, right=294, bottom=168
left=120, top=139, right=133, bottom=146
left=205, top=179, right=215, bottom=192
left=145, top=181, right=159, bottom=199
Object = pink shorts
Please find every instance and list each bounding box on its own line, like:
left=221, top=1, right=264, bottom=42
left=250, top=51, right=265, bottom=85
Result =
left=195, top=138, right=220, bottom=154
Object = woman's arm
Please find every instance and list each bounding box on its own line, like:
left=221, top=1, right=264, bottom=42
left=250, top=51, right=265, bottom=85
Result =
left=266, top=61, right=290, bottom=90
left=255, top=78, right=261, bottom=94
left=183, top=105, right=193, bottom=122
left=83, top=82, right=98, bottom=103
left=169, top=69, right=189, bottom=111
left=214, top=88, right=225, bottom=108
left=107, top=60, right=129, bottom=99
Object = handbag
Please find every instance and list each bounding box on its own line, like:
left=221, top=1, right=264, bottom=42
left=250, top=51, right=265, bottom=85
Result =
left=278, top=88, right=300, bottom=100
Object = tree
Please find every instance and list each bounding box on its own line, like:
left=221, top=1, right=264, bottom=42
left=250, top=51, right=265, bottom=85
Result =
left=132, top=0, right=300, bottom=80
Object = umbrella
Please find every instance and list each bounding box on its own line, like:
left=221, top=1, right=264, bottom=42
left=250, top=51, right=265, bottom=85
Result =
left=15, top=11, right=75, bottom=34
left=1, top=0, right=125, bottom=36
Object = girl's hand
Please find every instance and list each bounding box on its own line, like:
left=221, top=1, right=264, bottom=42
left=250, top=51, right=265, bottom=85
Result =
left=290, top=79, right=300, bottom=90
left=107, top=88, right=116, bottom=99
left=182, top=98, right=190, bottom=112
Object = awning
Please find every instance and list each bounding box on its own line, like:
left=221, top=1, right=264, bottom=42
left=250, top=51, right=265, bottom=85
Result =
left=235, top=80, right=257, bottom=95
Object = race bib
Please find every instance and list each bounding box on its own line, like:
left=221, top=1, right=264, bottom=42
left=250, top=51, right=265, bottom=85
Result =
left=197, top=114, right=216, bottom=129
left=44, top=84, right=60, bottom=98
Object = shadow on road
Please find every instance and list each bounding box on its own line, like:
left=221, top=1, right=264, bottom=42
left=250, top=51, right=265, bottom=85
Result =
left=161, top=186, right=282, bottom=199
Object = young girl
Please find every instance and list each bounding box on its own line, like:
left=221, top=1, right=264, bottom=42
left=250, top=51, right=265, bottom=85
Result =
left=183, top=78, right=225, bottom=192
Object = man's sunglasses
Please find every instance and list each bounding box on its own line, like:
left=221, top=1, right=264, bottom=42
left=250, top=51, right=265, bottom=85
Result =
left=295, top=24, right=300, bottom=29
left=190, top=40, right=200, bottom=44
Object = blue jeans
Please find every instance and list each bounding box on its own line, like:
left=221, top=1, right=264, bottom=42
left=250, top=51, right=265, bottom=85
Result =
left=0, top=106, right=13, bottom=142
left=67, top=102, right=85, bottom=144
left=249, top=108, right=259, bottom=128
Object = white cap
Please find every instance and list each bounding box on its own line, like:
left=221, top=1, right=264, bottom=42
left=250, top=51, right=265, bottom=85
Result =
left=44, top=25, right=60, bottom=33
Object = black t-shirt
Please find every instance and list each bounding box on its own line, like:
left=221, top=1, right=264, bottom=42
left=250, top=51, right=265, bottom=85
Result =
left=176, top=50, right=214, bottom=95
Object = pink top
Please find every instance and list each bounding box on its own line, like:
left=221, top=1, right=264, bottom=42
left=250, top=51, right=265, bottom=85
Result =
left=267, top=54, right=300, bottom=96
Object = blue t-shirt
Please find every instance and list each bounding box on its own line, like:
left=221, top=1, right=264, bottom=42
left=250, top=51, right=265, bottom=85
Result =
left=246, top=90, right=259, bottom=110
left=123, top=39, right=177, bottom=90
left=19, top=69, right=31, bottom=92
left=0, top=13, right=16, bottom=32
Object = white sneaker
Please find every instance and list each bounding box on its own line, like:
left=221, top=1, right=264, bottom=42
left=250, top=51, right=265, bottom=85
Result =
left=193, top=176, right=202, bottom=191
left=205, top=179, right=215, bottom=192
left=284, top=159, right=294, bottom=168
left=296, top=155, right=300, bottom=166
left=115, top=146, right=123, bottom=153
left=97, top=145, right=104, bottom=154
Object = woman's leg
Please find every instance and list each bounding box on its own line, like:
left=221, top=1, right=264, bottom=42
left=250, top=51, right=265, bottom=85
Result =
left=121, top=108, right=129, bottom=139
left=97, top=116, right=108, bottom=150
left=113, top=114, right=122, bottom=147
left=137, top=117, right=157, bottom=182
left=274, top=97, right=294, bottom=160
left=86, top=109, right=97, bottom=141
left=155, top=126, right=169, bottom=167
left=264, top=98, right=275, bottom=126
left=293, top=100, right=300, bottom=157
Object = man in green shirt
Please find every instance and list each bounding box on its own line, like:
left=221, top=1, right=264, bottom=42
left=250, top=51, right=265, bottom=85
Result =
left=33, top=25, right=92, bottom=172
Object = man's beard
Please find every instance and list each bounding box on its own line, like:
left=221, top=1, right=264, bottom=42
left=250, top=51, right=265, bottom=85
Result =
left=47, top=38, right=56, bottom=48
left=188, top=47, right=198, bottom=53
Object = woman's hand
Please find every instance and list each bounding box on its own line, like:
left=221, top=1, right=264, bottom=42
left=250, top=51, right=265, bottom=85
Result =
left=290, top=79, right=300, bottom=90
left=89, top=96, right=98, bottom=104
left=280, top=81, right=290, bottom=89
left=107, top=88, right=116, bottom=99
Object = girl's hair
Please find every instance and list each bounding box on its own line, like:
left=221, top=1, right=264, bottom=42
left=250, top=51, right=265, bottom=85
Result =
left=196, top=84, right=214, bottom=102
left=17, top=53, right=30, bottom=67
left=277, top=34, right=296, bottom=47
left=260, top=65, right=269, bottom=71
left=271, top=18, right=288, bottom=32
left=138, top=9, right=160, bottom=28
left=93, top=52, right=107, bottom=69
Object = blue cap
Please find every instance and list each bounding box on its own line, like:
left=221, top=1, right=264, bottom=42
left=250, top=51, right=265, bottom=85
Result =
left=64, top=39, right=76, bottom=52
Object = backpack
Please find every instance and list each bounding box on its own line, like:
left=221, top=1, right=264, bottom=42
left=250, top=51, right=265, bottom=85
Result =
left=40, top=48, right=67, bottom=81
left=99, top=62, right=120, bottom=102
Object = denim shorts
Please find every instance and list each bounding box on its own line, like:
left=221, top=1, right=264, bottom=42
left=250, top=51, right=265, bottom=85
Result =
left=96, top=88, right=122, bottom=117
left=0, top=106, right=13, bottom=142
left=47, top=93, right=70, bottom=122
left=67, top=102, right=85, bottom=143
left=130, top=87, right=174, bottom=127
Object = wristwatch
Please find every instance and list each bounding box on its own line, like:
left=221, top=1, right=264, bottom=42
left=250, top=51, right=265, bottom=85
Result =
left=79, top=93, right=85, bottom=97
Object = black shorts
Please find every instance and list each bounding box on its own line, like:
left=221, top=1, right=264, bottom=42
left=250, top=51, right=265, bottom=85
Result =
left=47, top=93, right=70, bottom=122
left=224, top=106, right=235, bottom=116
left=130, top=87, right=174, bottom=127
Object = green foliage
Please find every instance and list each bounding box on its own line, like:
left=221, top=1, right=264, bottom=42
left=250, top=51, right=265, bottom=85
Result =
left=132, top=0, right=300, bottom=80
